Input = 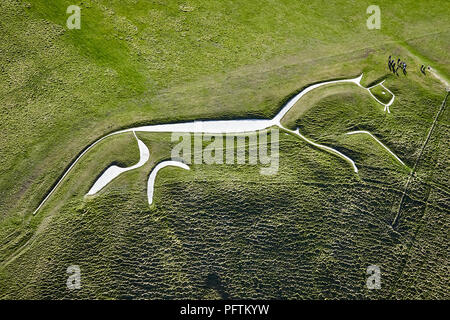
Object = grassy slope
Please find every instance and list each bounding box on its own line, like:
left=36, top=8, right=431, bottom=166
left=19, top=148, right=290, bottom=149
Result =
left=390, top=103, right=449, bottom=299
left=0, top=0, right=449, bottom=298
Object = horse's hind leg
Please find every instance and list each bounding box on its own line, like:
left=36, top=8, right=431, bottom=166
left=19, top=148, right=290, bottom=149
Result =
left=86, top=131, right=150, bottom=196
left=147, top=161, right=190, bottom=206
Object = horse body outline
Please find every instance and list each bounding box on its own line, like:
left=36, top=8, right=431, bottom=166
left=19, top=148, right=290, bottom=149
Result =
left=33, top=74, right=401, bottom=213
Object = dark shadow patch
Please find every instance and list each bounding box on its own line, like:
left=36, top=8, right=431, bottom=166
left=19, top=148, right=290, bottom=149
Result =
left=204, top=272, right=230, bottom=299
left=366, top=75, right=389, bottom=88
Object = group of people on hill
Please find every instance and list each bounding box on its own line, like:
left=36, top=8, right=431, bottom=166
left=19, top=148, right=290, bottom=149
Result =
left=388, top=56, right=407, bottom=76
left=388, top=55, right=431, bottom=76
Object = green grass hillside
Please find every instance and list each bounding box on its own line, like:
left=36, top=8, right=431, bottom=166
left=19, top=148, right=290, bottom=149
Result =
left=0, top=0, right=448, bottom=299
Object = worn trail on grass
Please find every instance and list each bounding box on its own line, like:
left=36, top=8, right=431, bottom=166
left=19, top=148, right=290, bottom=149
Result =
left=392, top=91, right=449, bottom=229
